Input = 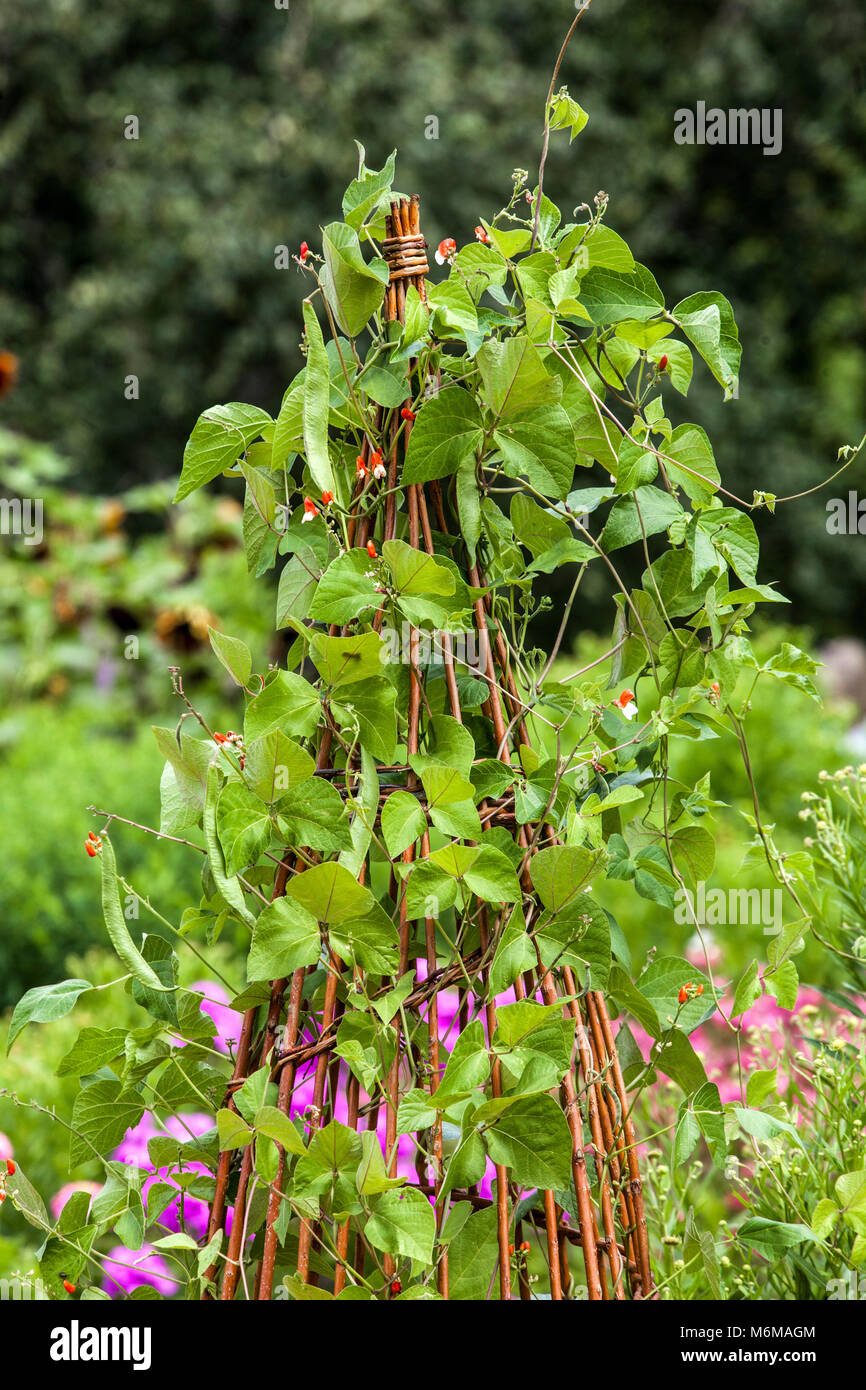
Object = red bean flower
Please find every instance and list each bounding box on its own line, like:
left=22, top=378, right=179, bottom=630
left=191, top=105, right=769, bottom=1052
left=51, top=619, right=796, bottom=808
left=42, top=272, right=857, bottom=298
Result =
left=366, top=539, right=377, bottom=559
left=6, top=1159, right=15, bottom=1176
left=400, top=406, right=416, bottom=422
left=299, top=241, right=309, bottom=261
left=370, top=450, right=386, bottom=481
left=85, top=834, right=102, bottom=857
left=356, top=455, right=368, bottom=480
left=434, top=238, right=457, bottom=266
left=321, top=490, right=334, bottom=506
left=301, top=496, right=319, bottom=523
left=613, top=689, right=638, bottom=721
left=657, top=354, right=669, bottom=373
left=475, top=224, right=490, bottom=244
left=678, top=985, right=690, bottom=1004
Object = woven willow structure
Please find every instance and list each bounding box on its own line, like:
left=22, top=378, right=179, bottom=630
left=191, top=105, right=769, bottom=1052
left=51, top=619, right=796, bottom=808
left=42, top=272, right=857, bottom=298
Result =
left=205, top=197, right=655, bottom=1302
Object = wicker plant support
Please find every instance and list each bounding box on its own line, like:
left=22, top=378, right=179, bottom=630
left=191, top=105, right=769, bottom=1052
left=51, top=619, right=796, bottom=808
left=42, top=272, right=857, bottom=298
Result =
left=204, top=196, right=656, bottom=1302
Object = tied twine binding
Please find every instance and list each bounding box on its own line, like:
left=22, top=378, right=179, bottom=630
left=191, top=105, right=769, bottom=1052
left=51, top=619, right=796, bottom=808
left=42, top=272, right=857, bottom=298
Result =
left=203, top=196, right=656, bottom=1303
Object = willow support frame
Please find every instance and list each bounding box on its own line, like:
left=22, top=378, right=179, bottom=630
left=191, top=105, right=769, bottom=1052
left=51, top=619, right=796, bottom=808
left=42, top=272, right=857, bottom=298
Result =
left=204, top=196, right=656, bottom=1303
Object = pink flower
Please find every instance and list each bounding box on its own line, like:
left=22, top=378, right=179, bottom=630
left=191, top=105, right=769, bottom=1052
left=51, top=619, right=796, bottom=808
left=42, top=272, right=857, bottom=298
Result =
left=187, top=981, right=240, bottom=1055
left=0, top=1133, right=13, bottom=1164
left=102, top=1243, right=177, bottom=1299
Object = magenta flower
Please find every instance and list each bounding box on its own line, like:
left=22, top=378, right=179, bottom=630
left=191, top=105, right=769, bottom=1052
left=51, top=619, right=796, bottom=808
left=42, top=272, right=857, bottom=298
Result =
left=185, top=981, right=241, bottom=1055
left=102, top=1243, right=177, bottom=1298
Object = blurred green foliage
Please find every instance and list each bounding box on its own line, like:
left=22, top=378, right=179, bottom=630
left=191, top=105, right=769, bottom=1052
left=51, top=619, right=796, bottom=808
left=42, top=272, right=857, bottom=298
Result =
left=554, top=624, right=851, bottom=983
left=1, top=0, right=864, bottom=633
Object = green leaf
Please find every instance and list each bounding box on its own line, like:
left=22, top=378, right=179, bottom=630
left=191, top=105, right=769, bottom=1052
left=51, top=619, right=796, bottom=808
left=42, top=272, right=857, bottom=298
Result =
left=208, top=627, right=252, bottom=687
left=309, top=631, right=385, bottom=688
left=493, top=404, right=575, bottom=498
left=733, top=1106, right=805, bottom=1147
left=279, top=776, right=352, bottom=852
left=244, top=670, right=320, bottom=741
left=270, top=373, right=305, bottom=468
left=746, top=1068, right=777, bottom=1108
left=56, top=1027, right=127, bottom=1077
left=426, top=280, right=480, bottom=349
left=456, top=457, right=481, bottom=566
left=445, top=1205, right=500, bottom=1300
left=637, top=955, right=714, bottom=1033
left=489, top=906, right=536, bottom=995
left=482, top=1094, right=572, bottom=1188
left=665, top=424, right=720, bottom=504
left=428, top=843, right=521, bottom=904
left=599, top=485, right=683, bottom=552
left=731, top=961, right=761, bottom=1019
left=579, top=225, right=635, bottom=273
left=811, top=1197, right=839, bottom=1241
left=301, top=301, right=337, bottom=495
left=331, top=677, right=397, bottom=763
left=100, top=836, right=166, bottom=990
left=420, top=764, right=482, bottom=841
left=674, top=1083, right=725, bottom=1166
left=342, top=149, right=396, bottom=230
left=308, top=550, right=380, bottom=624
left=243, top=730, right=315, bottom=803
left=476, top=335, right=561, bottom=420
left=382, top=539, right=456, bottom=596
left=737, top=1217, right=817, bottom=1260
left=529, top=845, right=607, bottom=914
left=364, top=1188, right=436, bottom=1264
left=217, top=782, right=272, bottom=875
left=70, top=1080, right=145, bottom=1167
left=381, top=790, right=427, bottom=858
left=203, top=765, right=257, bottom=929
left=320, top=221, right=389, bottom=338
left=439, top=1020, right=490, bottom=1096
left=578, top=265, right=664, bottom=325
left=673, top=291, right=741, bottom=398
left=670, top=826, right=716, bottom=884
left=175, top=402, right=272, bottom=503
left=7, top=978, right=92, bottom=1054
left=649, top=338, right=692, bottom=395
left=548, top=87, right=588, bottom=142
left=402, top=386, right=483, bottom=485
left=217, top=1108, right=253, bottom=1152
left=248, top=895, right=321, bottom=981
left=255, top=1105, right=307, bottom=1156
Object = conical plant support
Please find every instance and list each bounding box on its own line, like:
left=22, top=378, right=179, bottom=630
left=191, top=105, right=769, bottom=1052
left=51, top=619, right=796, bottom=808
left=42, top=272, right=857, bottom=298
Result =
left=204, top=197, right=655, bottom=1302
